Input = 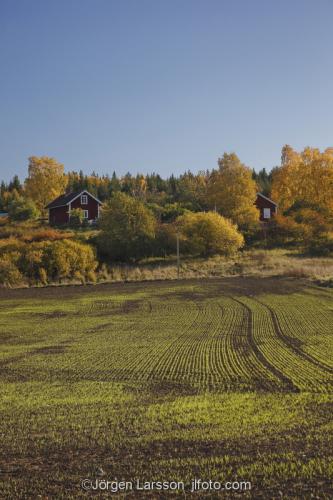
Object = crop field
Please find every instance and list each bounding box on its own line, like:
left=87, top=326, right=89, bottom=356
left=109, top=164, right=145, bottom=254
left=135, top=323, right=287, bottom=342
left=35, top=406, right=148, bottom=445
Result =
left=0, top=277, right=332, bottom=498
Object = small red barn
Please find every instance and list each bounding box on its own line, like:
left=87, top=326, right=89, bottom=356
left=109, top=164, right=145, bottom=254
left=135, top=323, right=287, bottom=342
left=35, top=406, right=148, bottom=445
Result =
left=255, top=193, right=277, bottom=221
left=46, top=190, right=102, bottom=225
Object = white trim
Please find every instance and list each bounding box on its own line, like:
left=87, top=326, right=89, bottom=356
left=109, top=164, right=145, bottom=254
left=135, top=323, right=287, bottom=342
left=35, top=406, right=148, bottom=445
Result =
left=83, top=210, right=89, bottom=219
left=69, top=190, right=102, bottom=206
left=46, top=190, right=102, bottom=210
left=256, top=192, right=278, bottom=206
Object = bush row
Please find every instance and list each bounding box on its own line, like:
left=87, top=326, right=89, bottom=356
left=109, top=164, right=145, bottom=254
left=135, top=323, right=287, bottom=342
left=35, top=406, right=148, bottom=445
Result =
left=96, top=193, right=245, bottom=261
left=0, top=239, right=97, bottom=286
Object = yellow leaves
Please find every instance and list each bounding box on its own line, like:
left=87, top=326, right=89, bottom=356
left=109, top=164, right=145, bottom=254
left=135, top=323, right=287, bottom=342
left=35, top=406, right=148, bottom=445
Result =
left=272, top=146, right=333, bottom=214
left=177, top=211, right=244, bottom=256
left=25, top=156, right=67, bottom=211
left=207, top=153, right=259, bottom=228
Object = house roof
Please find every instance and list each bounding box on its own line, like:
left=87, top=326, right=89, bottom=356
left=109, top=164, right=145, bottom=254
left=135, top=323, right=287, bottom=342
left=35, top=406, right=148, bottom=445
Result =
left=256, top=192, right=278, bottom=206
left=45, top=190, right=102, bottom=209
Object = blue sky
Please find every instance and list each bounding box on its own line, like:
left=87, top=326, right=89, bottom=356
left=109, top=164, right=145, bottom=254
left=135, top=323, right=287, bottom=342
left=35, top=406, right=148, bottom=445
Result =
left=1, top=0, right=333, bottom=182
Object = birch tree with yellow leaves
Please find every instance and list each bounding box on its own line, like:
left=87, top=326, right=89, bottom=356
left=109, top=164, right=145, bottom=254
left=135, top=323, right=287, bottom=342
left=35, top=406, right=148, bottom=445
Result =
left=25, top=156, right=67, bottom=212
left=272, top=145, right=333, bottom=214
left=207, top=153, right=259, bottom=230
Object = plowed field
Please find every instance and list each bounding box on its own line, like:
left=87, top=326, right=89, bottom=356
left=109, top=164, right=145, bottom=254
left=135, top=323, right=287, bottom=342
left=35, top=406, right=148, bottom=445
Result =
left=0, top=277, right=332, bottom=498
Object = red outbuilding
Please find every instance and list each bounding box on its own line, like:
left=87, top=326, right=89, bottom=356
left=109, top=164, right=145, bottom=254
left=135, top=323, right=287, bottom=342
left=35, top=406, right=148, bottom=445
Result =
left=46, top=190, right=102, bottom=225
left=255, top=193, right=278, bottom=221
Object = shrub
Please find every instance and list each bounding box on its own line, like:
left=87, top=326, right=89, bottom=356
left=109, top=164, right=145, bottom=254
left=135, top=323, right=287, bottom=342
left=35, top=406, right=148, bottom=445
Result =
left=307, top=234, right=333, bottom=256
left=38, top=267, right=48, bottom=285
left=97, top=193, right=156, bottom=261
left=23, top=229, right=74, bottom=242
left=1, top=239, right=97, bottom=285
left=274, top=205, right=333, bottom=253
left=44, top=239, right=97, bottom=281
left=8, top=197, right=40, bottom=221
left=176, top=211, right=244, bottom=256
left=69, top=208, right=84, bottom=227
left=0, top=255, right=23, bottom=286
left=19, top=245, right=45, bottom=281
left=0, top=238, right=23, bottom=251
left=154, top=223, right=178, bottom=256
left=274, top=214, right=310, bottom=245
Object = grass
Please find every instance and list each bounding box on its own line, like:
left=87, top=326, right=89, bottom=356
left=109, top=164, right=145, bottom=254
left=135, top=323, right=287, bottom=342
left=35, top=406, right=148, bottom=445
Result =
left=0, top=277, right=332, bottom=498
left=98, top=249, right=333, bottom=285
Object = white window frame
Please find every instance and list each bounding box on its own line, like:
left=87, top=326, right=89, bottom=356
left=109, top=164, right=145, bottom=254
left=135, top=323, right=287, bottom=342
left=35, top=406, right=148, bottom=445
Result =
left=263, top=208, right=271, bottom=219
left=81, top=194, right=88, bottom=205
left=83, top=210, right=89, bottom=219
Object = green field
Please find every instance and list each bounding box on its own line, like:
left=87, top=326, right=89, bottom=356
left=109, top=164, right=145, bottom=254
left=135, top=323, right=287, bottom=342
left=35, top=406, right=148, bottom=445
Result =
left=0, top=277, right=333, bottom=498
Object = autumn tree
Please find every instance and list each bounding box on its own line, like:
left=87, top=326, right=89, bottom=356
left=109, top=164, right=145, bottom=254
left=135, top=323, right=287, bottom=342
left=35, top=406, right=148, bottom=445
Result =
left=271, top=145, right=333, bottom=213
left=207, top=153, right=259, bottom=230
left=271, top=146, right=333, bottom=253
left=97, top=192, right=157, bottom=261
left=25, top=156, right=67, bottom=212
left=176, top=211, right=244, bottom=256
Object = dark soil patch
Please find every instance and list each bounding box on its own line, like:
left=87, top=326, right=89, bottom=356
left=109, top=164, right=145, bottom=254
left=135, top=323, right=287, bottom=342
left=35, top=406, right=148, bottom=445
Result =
left=31, top=345, right=68, bottom=355
left=37, top=311, right=69, bottom=319
left=0, top=276, right=309, bottom=302
left=86, top=322, right=114, bottom=332
left=90, top=299, right=144, bottom=317
left=1, top=429, right=332, bottom=498
left=155, top=277, right=308, bottom=303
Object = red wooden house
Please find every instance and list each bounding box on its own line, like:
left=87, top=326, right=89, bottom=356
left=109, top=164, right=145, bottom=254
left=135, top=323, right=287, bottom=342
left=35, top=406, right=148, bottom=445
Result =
left=46, top=190, right=102, bottom=225
left=255, top=192, right=278, bottom=221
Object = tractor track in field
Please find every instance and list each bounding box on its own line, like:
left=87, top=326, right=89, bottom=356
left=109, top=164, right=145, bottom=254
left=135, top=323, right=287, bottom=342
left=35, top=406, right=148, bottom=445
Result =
left=215, top=301, right=277, bottom=391
left=229, top=296, right=299, bottom=393
left=252, top=297, right=333, bottom=376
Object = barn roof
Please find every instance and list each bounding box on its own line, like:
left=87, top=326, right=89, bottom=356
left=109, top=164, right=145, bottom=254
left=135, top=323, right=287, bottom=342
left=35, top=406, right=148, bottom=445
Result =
left=256, top=192, right=278, bottom=206
left=45, top=190, right=102, bottom=209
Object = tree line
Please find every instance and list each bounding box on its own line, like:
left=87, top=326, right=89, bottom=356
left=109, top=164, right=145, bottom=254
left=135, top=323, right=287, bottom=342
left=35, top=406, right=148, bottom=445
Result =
left=1, top=145, right=333, bottom=268
left=1, top=154, right=271, bottom=225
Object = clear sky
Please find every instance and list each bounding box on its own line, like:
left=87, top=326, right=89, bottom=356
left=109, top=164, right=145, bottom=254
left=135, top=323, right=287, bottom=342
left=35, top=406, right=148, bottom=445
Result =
left=1, top=0, right=333, bottom=182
